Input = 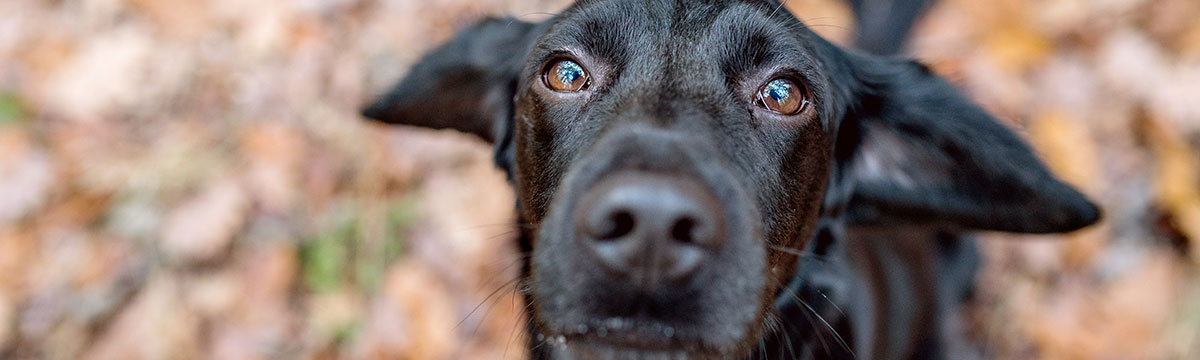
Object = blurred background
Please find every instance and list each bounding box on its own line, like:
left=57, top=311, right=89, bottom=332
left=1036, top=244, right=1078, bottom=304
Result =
left=0, top=0, right=1197, bottom=359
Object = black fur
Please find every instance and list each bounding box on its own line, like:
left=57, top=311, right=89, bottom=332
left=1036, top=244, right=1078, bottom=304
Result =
left=363, top=1, right=1099, bottom=359
left=848, top=0, right=932, bottom=55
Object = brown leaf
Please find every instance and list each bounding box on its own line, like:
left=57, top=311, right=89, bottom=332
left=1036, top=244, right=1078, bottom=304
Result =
left=182, top=270, right=239, bottom=319
left=83, top=274, right=201, bottom=360
left=210, top=243, right=297, bottom=360
left=361, top=261, right=457, bottom=360
left=40, top=27, right=154, bottom=122
left=0, top=292, right=13, bottom=350
left=0, top=130, right=53, bottom=224
left=983, top=25, right=1052, bottom=72
left=1029, top=109, right=1106, bottom=267
left=241, top=123, right=304, bottom=213
left=1019, top=254, right=1181, bottom=359
left=1142, top=114, right=1200, bottom=263
left=0, top=227, right=33, bottom=294
left=160, top=177, right=248, bottom=264
left=305, top=290, right=362, bottom=351
left=127, top=0, right=215, bottom=40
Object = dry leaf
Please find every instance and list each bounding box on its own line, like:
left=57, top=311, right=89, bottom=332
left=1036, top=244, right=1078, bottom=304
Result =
left=1029, top=109, right=1106, bottom=267
left=1142, top=114, right=1200, bottom=263
left=242, top=123, right=304, bottom=213
left=83, top=274, right=201, bottom=360
left=209, top=242, right=297, bottom=360
left=160, top=177, right=248, bottom=264
left=0, top=130, right=53, bottom=224
left=379, top=261, right=457, bottom=360
left=127, top=0, right=215, bottom=40
left=983, top=25, right=1052, bottom=72
left=1, top=0, right=1197, bottom=358
left=40, top=27, right=154, bottom=122
left=0, top=293, right=12, bottom=350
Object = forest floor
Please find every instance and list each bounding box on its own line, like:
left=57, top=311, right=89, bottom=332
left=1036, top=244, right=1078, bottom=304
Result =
left=0, top=0, right=1198, bottom=359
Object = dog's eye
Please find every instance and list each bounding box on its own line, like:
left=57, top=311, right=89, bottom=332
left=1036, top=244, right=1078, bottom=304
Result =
left=756, top=78, right=809, bottom=115
left=544, top=59, right=590, bottom=92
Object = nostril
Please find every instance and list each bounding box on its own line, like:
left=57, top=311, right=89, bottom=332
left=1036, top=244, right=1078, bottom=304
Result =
left=670, top=217, right=697, bottom=244
left=574, top=174, right=727, bottom=282
left=596, top=210, right=636, bottom=241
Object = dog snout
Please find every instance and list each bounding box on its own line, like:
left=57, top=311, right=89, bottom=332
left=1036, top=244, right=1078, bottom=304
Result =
left=574, top=172, right=726, bottom=289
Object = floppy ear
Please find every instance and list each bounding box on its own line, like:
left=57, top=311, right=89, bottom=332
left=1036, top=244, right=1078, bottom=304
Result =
left=362, top=18, right=541, bottom=174
left=847, top=0, right=932, bottom=55
left=835, top=56, right=1100, bottom=233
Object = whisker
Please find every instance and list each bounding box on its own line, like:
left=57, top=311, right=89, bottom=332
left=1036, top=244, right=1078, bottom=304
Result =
left=805, top=24, right=853, bottom=32
left=780, top=313, right=800, bottom=359
left=757, top=314, right=774, bottom=359
left=816, top=288, right=848, bottom=319
left=481, top=229, right=522, bottom=242
left=528, top=329, right=551, bottom=354
left=457, top=276, right=522, bottom=330
left=800, top=16, right=839, bottom=23
left=769, top=312, right=798, bottom=359
left=514, top=11, right=558, bottom=22
left=767, top=244, right=810, bottom=257
left=794, top=292, right=833, bottom=356
left=766, top=311, right=788, bottom=359
left=472, top=279, right=524, bottom=338
left=502, top=280, right=531, bottom=359
left=797, top=296, right=855, bottom=358
left=476, top=255, right=529, bottom=294
left=778, top=282, right=848, bottom=357
left=769, top=0, right=791, bottom=18
left=758, top=333, right=768, bottom=360
left=459, top=222, right=538, bottom=231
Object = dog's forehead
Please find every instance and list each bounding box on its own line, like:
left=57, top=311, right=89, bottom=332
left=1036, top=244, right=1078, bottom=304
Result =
left=544, top=0, right=807, bottom=59
left=533, top=0, right=822, bottom=91
left=572, top=0, right=783, bottom=13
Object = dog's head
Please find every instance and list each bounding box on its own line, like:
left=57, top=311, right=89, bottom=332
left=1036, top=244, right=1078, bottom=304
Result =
left=365, top=0, right=1099, bottom=358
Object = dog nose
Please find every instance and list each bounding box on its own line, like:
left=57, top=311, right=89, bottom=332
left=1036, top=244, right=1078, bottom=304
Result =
left=575, top=173, right=725, bottom=287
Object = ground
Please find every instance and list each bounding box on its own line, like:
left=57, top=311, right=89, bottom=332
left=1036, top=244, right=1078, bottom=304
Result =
left=0, top=0, right=1197, bottom=359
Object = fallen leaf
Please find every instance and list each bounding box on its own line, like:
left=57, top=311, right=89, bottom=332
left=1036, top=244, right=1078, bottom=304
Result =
left=983, top=25, right=1052, bottom=72
left=242, top=123, right=304, bottom=213
left=0, top=292, right=12, bottom=350
left=1029, top=109, right=1106, bottom=267
left=1141, top=113, right=1200, bottom=264
left=83, top=274, right=201, bottom=360
left=160, top=177, right=249, bottom=264
left=373, top=261, right=457, bottom=360
left=127, top=0, right=215, bottom=40
left=0, top=130, right=53, bottom=224
left=40, top=26, right=154, bottom=122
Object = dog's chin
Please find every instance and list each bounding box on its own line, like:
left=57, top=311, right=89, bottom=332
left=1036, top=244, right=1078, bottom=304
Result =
left=548, top=338, right=731, bottom=360
left=550, top=343, right=705, bottom=360
left=538, top=320, right=745, bottom=360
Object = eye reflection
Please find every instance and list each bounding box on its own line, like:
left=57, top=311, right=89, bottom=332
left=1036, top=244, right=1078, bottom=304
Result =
left=766, top=80, right=791, bottom=101
left=757, top=78, right=808, bottom=115
left=557, top=62, right=583, bottom=84
left=545, top=59, right=590, bottom=92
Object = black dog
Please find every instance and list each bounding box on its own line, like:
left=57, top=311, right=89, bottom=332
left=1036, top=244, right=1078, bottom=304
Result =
left=363, top=1, right=1099, bottom=359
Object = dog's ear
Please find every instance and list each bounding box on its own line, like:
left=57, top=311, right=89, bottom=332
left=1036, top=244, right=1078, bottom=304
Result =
left=834, top=56, right=1100, bottom=233
left=363, top=17, right=538, bottom=144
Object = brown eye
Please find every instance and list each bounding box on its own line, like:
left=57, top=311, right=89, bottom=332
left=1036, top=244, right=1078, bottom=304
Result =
left=544, top=59, right=590, bottom=92
left=756, top=78, right=809, bottom=115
